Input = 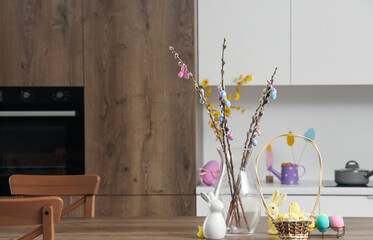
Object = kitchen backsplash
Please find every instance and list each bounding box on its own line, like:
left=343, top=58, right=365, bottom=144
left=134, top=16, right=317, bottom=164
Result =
left=197, top=85, right=373, bottom=182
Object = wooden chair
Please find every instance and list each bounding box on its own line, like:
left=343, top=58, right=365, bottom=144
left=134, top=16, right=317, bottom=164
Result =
left=0, top=196, right=63, bottom=240
left=9, top=175, right=100, bottom=218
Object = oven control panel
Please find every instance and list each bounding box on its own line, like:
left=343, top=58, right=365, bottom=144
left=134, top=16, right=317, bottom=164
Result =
left=20, top=89, right=35, bottom=102
left=0, top=87, right=83, bottom=105
left=52, top=90, right=70, bottom=102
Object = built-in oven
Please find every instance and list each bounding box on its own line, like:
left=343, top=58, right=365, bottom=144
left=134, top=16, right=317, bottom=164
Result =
left=0, top=87, right=84, bottom=196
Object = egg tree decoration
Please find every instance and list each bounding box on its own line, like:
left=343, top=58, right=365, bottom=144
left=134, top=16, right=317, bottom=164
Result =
left=169, top=39, right=277, bottom=232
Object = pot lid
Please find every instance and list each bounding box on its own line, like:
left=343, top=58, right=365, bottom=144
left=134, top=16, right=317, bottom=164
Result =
left=336, top=160, right=368, bottom=172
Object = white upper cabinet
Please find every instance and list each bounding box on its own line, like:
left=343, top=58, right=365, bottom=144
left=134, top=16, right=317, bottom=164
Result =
left=292, top=0, right=373, bottom=85
left=198, top=0, right=291, bottom=86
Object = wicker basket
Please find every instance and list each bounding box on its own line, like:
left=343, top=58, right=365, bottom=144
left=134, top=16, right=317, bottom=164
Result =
left=254, top=133, right=323, bottom=240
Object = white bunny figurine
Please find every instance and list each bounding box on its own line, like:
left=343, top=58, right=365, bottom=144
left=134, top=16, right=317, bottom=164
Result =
left=201, top=192, right=226, bottom=239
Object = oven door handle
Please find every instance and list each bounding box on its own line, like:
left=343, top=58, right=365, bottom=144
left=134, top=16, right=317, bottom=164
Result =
left=0, top=111, right=77, bottom=117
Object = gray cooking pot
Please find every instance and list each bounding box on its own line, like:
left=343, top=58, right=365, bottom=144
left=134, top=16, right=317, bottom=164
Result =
left=335, top=160, right=373, bottom=186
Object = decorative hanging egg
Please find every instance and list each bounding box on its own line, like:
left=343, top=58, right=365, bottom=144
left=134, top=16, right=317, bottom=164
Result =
left=228, top=133, right=234, bottom=140
left=219, top=114, right=224, bottom=122
left=220, top=90, right=227, bottom=98
left=253, top=139, right=258, bottom=146
left=199, top=98, right=205, bottom=104
left=270, top=88, right=277, bottom=100
left=217, top=84, right=222, bottom=91
left=225, top=100, right=231, bottom=108
left=184, top=72, right=189, bottom=79
left=200, top=88, right=205, bottom=96
left=178, top=71, right=184, bottom=78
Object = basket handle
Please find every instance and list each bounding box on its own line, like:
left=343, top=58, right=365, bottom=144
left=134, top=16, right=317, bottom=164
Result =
left=254, top=133, right=323, bottom=222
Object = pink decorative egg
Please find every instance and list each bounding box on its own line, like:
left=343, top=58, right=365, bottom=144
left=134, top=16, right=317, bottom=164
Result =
left=199, top=160, right=221, bottom=186
left=178, top=71, right=184, bottom=78
left=330, top=215, right=344, bottom=231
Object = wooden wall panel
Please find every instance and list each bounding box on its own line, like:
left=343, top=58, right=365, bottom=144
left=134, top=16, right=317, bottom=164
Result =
left=84, top=0, right=196, bottom=197
left=0, top=0, right=83, bottom=86
left=95, top=195, right=196, bottom=217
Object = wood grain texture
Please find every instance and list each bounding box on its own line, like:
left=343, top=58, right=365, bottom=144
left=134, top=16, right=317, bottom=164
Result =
left=83, top=0, right=196, bottom=196
left=10, top=175, right=100, bottom=218
left=42, top=205, right=54, bottom=240
left=60, top=196, right=85, bottom=217
left=0, top=0, right=83, bottom=86
left=9, top=175, right=100, bottom=196
left=0, top=196, right=63, bottom=226
left=0, top=217, right=371, bottom=240
left=94, top=195, right=196, bottom=217
left=84, top=195, right=95, bottom=218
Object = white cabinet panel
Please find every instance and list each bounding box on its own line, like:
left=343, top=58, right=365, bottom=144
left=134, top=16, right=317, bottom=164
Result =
left=198, top=0, right=291, bottom=86
left=292, top=0, right=373, bottom=85
left=320, top=196, right=373, bottom=217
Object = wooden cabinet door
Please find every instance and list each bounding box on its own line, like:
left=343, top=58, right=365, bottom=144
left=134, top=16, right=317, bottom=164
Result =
left=83, top=0, right=196, bottom=197
left=292, top=0, right=373, bottom=85
left=198, top=0, right=291, bottom=86
left=0, top=0, right=83, bottom=86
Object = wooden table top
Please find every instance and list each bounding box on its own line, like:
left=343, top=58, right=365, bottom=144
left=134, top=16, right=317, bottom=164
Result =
left=0, top=217, right=371, bottom=239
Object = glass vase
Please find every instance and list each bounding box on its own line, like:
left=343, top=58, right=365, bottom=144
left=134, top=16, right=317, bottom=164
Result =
left=214, top=148, right=261, bottom=236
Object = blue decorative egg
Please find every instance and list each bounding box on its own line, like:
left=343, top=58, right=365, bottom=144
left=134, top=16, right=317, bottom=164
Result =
left=220, top=90, right=227, bottom=98
left=225, top=100, right=231, bottom=108
left=218, top=114, right=224, bottom=122
left=270, top=88, right=277, bottom=100
left=253, top=139, right=258, bottom=146
left=316, top=214, right=329, bottom=232
left=199, top=98, right=205, bottom=104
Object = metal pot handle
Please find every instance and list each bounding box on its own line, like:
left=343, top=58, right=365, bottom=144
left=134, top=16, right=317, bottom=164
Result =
left=365, top=171, right=373, bottom=178
left=346, top=160, right=359, bottom=169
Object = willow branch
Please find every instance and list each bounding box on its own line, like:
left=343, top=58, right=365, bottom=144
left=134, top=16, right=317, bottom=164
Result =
left=240, top=67, right=277, bottom=169
left=169, top=47, right=224, bottom=148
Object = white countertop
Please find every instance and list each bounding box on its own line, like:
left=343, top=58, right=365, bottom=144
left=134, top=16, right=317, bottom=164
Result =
left=196, top=180, right=373, bottom=196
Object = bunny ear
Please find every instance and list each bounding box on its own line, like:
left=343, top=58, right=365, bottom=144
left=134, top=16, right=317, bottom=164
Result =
left=201, top=192, right=211, bottom=202
left=208, top=192, right=216, bottom=200
left=271, top=190, right=280, bottom=204
left=274, top=193, right=287, bottom=206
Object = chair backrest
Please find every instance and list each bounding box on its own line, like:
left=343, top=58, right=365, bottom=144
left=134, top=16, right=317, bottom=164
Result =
left=9, top=175, right=100, bottom=218
left=0, top=196, right=63, bottom=240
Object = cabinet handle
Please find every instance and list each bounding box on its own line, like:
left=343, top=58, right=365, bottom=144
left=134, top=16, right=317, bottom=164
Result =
left=0, top=111, right=76, bottom=117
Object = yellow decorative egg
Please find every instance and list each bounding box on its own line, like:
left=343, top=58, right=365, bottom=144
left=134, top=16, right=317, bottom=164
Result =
left=289, top=202, right=301, bottom=214
left=309, top=220, right=316, bottom=233
left=277, top=214, right=283, bottom=220
left=281, top=214, right=289, bottom=220
left=289, top=212, right=299, bottom=220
